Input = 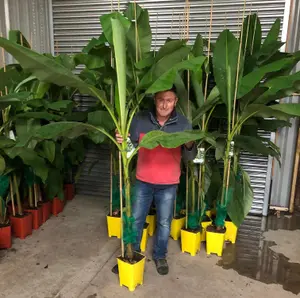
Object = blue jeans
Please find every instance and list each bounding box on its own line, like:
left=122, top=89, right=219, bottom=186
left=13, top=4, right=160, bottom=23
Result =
left=132, top=180, right=177, bottom=260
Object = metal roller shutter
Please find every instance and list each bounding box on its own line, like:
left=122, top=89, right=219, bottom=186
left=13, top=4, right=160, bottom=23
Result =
left=52, top=0, right=286, bottom=212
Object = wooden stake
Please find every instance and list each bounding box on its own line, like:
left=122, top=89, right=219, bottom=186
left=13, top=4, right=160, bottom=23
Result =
left=110, top=153, right=113, bottom=216
left=34, top=183, right=38, bottom=208
left=9, top=177, right=16, bottom=217
left=202, top=0, right=214, bottom=129
left=232, top=0, right=247, bottom=130
left=289, top=128, right=300, bottom=213
left=119, top=152, right=124, bottom=258
left=185, top=165, right=189, bottom=229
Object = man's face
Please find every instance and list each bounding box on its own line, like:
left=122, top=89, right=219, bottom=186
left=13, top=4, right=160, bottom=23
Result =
left=154, top=91, right=178, bottom=118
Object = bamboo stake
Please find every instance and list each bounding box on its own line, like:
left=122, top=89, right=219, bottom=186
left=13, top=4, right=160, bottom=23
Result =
left=185, top=166, right=189, bottom=229
left=9, top=177, right=16, bottom=217
left=171, top=9, right=174, bottom=39
left=223, top=0, right=247, bottom=208
left=109, top=0, right=114, bottom=218
left=250, top=11, right=258, bottom=55
left=34, top=183, right=38, bottom=208
left=110, top=153, right=113, bottom=216
left=202, top=0, right=214, bottom=129
left=118, top=151, right=124, bottom=258
left=154, top=13, right=158, bottom=56
left=232, top=1, right=247, bottom=130
left=134, top=0, right=140, bottom=62
left=289, top=128, right=300, bottom=213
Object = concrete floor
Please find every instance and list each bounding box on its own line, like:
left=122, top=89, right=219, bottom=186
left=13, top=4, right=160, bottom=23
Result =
left=0, top=196, right=299, bottom=298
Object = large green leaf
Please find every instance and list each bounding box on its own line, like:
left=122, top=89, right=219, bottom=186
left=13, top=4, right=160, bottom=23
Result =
left=238, top=56, right=300, bottom=98
left=192, top=34, right=204, bottom=57
left=139, top=40, right=190, bottom=90
left=47, top=100, right=73, bottom=111
left=0, top=136, right=15, bottom=148
left=227, top=168, right=253, bottom=227
left=9, top=30, right=31, bottom=48
left=40, top=140, right=56, bottom=163
left=73, top=53, right=105, bottom=70
left=111, top=18, right=127, bottom=133
left=32, top=122, right=114, bottom=147
left=0, top=37, right=90, bottom=94
left=256, top=118, right=291, bottom=131
left=241, top=14, right=262, bottom=58
left=238, top=104, right=293, bottom=126
left=234, top=135, right=280, bottom=161
left=126, top=5, right=152, bottom=60
left=261, top=18, right=281, bottom=49
left=270, top=103, right=300, bottom=117
left=15, top=118, right=41, bottom=147
left=213, top=29, right=243, bottom=124
left=16, top=112, right=62, bottom=121
left=0, top=156, right=5, bottom=175
left=146, top=56, right=206, bottom=94
left=139, top=130, right=217, bottom=149
left=100, top=12, right=131, bottom=45
left=88, top=110, right=116, bottom=132
left=0, top=91, right=31, bottom=108
left=45, top=168, right=64, bottom=199
left=5, top=147, right=48, bottom=182
left=192, top=86, right=221, bottom=126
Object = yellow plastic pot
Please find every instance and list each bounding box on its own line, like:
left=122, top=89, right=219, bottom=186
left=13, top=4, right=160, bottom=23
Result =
left=146, top=214, right=156, bottom=236
left=170, top=216, right=186, bottom=240
left=181, top=229, right=201, bottom=256
left=140, top=223, right=149, bottom=252
left=106, top=215, right=121, bottom=238
left=201, top=220, right=212, bottom=242
left=225, top=221, right=238, bottom=243
left=117, top=253, right=145, bottom=292
left=206, top=227, right=225, bottom=257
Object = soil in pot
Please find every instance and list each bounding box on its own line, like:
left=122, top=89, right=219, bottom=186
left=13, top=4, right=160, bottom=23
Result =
left=0, top=223, right=12, bottom=249
left=206, top=225, right=226, bottom=234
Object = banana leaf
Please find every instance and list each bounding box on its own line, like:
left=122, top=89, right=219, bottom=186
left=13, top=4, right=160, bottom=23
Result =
left=126, top=3, right=152, bottom=60
left=234, top=135, right=280, bottom=162
left=227, top=167, right=253, bottom=227
left=213, top=29, right=243, bottom=125
left=139, top=130, right=217, bottom=149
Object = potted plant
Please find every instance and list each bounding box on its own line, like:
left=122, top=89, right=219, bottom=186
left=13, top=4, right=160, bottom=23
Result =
left=23, top=167, right=43, bottom=230
left=0, top=3, right=235, bottom=289
left=204, top=14, right=300, bottom=256
left=0, top=175, right=12, bottom=248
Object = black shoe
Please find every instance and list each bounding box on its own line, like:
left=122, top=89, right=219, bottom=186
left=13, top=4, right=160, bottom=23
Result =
left=154, top=259, right=169, bottom=275
left=111, top=264, right=119, bottom=274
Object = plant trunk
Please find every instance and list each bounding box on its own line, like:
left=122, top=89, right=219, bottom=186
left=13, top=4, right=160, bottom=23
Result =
left=34, top=184, right=39, bottom=207
left=191, top=164, right=195, bottom=214
left=122, top=153, right=133, bottom=260
left=13, top=174, right=23, bottom=215
left=28, top=186, right=33, bottom=208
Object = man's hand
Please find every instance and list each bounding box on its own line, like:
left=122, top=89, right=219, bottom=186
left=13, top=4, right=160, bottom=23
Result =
left=115, top=130, right=130, bottom=144
left=185, top=141, right=194, bottom=150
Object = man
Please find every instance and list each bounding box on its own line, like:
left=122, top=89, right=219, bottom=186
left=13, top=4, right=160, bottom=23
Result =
left=113, top=86, right=196, bottom=275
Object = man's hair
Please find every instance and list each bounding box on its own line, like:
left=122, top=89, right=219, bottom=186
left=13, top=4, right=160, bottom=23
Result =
left=154, top=84, right=177, bottom=97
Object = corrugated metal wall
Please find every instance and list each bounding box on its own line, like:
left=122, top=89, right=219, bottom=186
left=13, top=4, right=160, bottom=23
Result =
left=270, top=0, right=300, bottom=211
left=0, top=0, right=52, bottom=65
left=52, top=0, right=286, bottom=211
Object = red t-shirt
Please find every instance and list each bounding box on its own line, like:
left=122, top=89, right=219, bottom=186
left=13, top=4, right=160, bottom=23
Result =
left=136, top=133, right=182, bottom=185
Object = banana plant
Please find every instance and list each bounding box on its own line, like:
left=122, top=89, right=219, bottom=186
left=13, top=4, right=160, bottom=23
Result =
left=140, top=14, right=300, bottom=230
